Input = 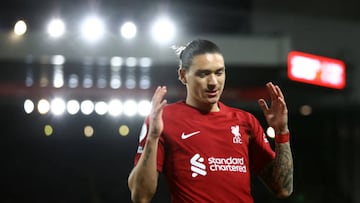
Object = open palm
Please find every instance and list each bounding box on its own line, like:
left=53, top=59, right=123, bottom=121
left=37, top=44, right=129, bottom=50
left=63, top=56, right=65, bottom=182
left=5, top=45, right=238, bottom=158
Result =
left=258, top=82, right=289, bottom=134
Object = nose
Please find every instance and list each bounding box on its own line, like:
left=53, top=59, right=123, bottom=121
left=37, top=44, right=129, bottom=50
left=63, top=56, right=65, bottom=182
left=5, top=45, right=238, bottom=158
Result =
left=207, top=74, right=218, bottom=86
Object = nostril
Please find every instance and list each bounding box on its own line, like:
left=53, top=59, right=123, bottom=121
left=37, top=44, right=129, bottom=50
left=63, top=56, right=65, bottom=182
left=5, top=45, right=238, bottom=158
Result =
left=207, top=85, right=216, bottom=90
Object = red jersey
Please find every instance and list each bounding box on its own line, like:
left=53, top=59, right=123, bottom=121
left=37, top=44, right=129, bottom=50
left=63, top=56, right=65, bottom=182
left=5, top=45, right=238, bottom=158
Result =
left=134, top=101, right=275, bottom=203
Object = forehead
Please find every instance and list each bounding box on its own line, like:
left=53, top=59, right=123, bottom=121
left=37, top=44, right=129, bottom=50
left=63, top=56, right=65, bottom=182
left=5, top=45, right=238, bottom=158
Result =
left=190, top=53, right=225, bottom=70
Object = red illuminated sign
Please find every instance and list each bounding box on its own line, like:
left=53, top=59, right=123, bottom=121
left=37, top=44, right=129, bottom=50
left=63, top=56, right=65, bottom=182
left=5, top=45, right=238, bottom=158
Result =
left=288, top=51, right=346, bottom=89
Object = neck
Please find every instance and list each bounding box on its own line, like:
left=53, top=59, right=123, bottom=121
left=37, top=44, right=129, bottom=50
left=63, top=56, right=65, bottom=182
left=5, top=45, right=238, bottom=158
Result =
left=185, top=99, right=220, bottom=113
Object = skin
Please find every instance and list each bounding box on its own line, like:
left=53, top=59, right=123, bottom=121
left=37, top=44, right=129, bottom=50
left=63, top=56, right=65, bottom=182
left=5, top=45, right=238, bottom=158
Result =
left=178, top=53, right=226, bottom=112
left=258, top=83, right=294, bottom=198
left=128, top=53, right=293, bottom=202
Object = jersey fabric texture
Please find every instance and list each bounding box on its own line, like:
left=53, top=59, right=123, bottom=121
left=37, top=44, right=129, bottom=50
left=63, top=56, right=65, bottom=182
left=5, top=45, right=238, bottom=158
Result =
left=134, top=101, right=275, bottom=203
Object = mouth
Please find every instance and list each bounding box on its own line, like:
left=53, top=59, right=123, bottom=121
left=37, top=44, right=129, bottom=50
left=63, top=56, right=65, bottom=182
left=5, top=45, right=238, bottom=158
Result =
left=206, top=90, right=218, bottom=97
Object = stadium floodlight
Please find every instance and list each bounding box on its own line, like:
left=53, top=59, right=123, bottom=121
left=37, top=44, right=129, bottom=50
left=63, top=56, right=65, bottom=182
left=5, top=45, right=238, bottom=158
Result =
left=150, top=16, right=176, bottom=44
left=139, top=57, right=152, bottom=67
left=67, top=100, right=80, bottom=115
left=37, top=99, right=50, bottom=114
left=24, top=99, right=35, bottom=114
left=108, top=99, right=123, bottom=116
left=123, top=100, right=138, bottom=116
left=138, top=100, right=151, bottom=116
left=51, top=98, right=66, bottom=115
left=111, top=56, right=123, bottom=67
left=80, top=100, right=95, bottom=115
left=14, top=20, right=27, bottom=36
left=120, top=21, right=137, bottom=39
left=51, top=55, right=66, bottom=65
left=47, top=18, right=65, bottom=38
left=80, top=16, right=105, bottom=42
left=95, top=101, right=108, bottom=115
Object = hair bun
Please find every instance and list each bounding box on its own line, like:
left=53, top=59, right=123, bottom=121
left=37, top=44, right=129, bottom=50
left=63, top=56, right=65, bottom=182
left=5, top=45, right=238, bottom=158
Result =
left=171, top=45, right=186, bottom=59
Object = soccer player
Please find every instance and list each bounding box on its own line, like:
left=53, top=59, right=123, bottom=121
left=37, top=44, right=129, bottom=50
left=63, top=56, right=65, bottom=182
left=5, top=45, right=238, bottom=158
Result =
left=128, top=39, right=293, bottom=203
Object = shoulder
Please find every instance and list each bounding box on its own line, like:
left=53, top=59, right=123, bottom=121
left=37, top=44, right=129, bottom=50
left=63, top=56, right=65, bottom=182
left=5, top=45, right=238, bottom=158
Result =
left=162, top=101, right=188, bottom=115
left=163, top=101, right=185, bottom=110
left=219, top=102, right=251, bottom=115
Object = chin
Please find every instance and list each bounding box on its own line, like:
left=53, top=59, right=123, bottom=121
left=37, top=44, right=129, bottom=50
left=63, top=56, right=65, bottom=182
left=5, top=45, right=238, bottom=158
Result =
left=207, top=98, right=219, bottom=104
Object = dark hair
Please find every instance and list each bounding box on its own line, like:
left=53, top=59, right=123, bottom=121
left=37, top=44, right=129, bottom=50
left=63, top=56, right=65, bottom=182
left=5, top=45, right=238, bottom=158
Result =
left=175, top=39, right=223, bottom=70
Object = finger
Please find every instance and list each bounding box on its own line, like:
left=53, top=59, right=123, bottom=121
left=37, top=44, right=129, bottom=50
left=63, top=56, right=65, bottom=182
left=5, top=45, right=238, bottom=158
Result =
left=151, top=86, right=167, bottom=112
left=275, top=85, right=285, bottom=99
left=266, top=82, right=277, bottom=101
left=258, top=99, right=269, bottom=112
left=277, top=97, right=288, bottom=113
left=152, top=86, right=167, bottom=105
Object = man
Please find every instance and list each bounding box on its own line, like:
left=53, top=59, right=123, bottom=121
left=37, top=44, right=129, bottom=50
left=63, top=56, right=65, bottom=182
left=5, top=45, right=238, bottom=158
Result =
left=128, top=39, right=293, bottom=203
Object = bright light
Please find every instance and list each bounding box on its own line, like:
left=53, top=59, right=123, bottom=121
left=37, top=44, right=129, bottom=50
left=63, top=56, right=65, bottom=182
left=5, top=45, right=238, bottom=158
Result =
left=51, top=55, right=65, bottom=65
left=266, top=127, right=275, bottom=139
left=25, top=75, right=34, bottom=87
left=80, top=16, right=105, bottom=42
left=83, top=74, right=93, bottom=88
left=139, top=57, right=152, bottom=67
left=97, top=77, right=107, bottom=88
left=84, top=125, right=94, bottom=137
left=95, top=101, right=108, bottom=115
left=110, top=75, right=121, bottom=89
left=120, top=21, right=137, bottom=39
left=108, top=99, right=123, bottom=116
left=125, top=75, right=136, bottom=89
left=44, top=124, right=54, bottom=136
left=53, top=65, right=64, bottom=88
left=68, top=74, right=79, bottom=88
left=14, top=20, right=27, bottom=36
left=139, top=75, right=150, bottom=89
left=37, top=99, right=50, bottom=114
left=151, top=17, right=176, bottom=44
left=80, top=100, right=94, bottom=115
left=111, top=56, right=123, bottom=67
left=67, top=100, right=80, bottom=115
left=119, top=125, right=130, bottom=136
left=47, top=18, right=65, bottom=38
left=51, top=98, right=66, bottom=115
left=24, top=99, right=34, bottom=114
left=138, top=100, right=151, bottom=116
left=125, top=57, right=137, bottom=67
left=288, top=51, right=346, bottom=89
left=123, top=100, right=138, bottom=116
left=299, top=105, right=312, bottom=116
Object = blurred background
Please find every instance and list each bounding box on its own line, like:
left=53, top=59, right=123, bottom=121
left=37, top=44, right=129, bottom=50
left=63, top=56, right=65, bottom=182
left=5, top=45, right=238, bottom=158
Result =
left=1, top=0, right=360, bottom=202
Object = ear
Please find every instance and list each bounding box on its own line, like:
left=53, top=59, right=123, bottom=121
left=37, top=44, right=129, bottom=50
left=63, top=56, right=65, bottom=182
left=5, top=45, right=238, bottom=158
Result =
left=178, top=67, right=187, bottom=85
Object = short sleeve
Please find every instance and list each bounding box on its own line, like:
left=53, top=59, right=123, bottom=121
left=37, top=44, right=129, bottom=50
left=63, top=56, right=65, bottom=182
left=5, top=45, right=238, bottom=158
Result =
left=248, top=114, right=275, bottom=175
left=133, top=117, right=166, bottom=172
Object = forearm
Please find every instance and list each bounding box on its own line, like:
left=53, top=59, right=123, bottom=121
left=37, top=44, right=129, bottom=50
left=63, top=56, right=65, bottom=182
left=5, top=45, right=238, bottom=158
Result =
left=260, top=138, right=293, bottom=198
left=273, top=141, right=293, bottom=197
left=128, top=137, right=159, bottom=203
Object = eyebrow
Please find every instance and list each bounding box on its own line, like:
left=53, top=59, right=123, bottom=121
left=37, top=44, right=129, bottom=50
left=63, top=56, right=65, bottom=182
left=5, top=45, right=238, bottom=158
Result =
left=195, top=67, right=225, bottom=72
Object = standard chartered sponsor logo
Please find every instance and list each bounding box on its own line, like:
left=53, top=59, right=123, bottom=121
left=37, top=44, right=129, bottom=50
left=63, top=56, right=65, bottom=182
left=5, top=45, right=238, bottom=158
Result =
left=190, top=154, right=247, bottom=178
left=208, top=156, right=247, bottom=173
left=190, top=154, right=207, bottom=178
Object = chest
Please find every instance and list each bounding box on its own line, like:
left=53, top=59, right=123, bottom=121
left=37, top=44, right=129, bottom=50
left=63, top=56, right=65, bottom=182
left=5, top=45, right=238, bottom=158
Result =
left=162, top=114, right=252, bottom=157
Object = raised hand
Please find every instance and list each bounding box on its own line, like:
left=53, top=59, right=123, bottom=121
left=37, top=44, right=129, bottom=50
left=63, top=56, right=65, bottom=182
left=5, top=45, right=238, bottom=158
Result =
left=148, top=86, right=167, bottom=139
left=258, top=82, right=289, bottom=134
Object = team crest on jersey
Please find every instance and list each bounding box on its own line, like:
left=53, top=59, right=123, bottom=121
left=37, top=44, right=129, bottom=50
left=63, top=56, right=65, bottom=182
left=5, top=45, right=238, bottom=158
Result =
left=231, top=125, right=242, bottom=144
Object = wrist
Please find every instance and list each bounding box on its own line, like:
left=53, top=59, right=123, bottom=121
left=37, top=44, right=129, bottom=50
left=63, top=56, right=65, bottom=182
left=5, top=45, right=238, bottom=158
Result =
left=275, top=132, right=290, bottom=143
left=276, top=127, right=289, bottom=135
left=146, top=135, right=160, bottom=143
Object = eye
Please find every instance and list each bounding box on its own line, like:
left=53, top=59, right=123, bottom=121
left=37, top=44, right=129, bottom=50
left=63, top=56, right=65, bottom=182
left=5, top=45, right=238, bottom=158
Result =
left=197, top=70, right=210, bottom=78
left=215, top=69, right=224, bottom=76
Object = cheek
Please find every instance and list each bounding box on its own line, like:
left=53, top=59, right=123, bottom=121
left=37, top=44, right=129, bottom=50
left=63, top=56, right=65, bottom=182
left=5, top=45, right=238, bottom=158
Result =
left=189, top=78, right=205, bottom=86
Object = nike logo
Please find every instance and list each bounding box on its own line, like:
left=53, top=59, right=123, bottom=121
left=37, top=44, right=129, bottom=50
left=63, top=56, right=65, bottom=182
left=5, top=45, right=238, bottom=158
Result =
left=181, top=131, right=200, bottom=139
